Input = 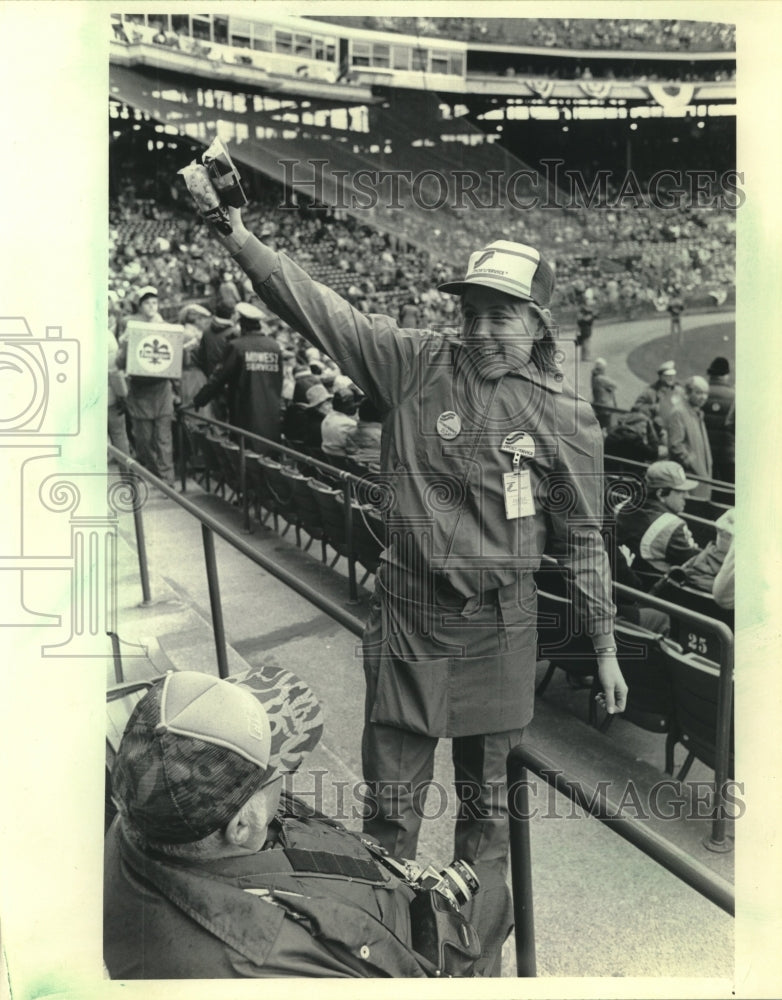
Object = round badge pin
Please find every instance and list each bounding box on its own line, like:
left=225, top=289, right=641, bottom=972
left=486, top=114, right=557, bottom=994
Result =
left=436, top=411, right=462, bottom=440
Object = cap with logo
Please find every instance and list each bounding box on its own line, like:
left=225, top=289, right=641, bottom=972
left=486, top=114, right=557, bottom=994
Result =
left=111, top=667, right=323, bottom=844
left=438, top=240, right=555, bottom=308
left=645, top=460, right=698, bottom=492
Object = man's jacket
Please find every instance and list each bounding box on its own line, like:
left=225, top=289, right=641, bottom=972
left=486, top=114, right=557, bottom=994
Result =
left=615, top=498, right=700, bottom=580
left=104, top=796, right=501, bottom=979
left=231, top=235, right=615, bottom=736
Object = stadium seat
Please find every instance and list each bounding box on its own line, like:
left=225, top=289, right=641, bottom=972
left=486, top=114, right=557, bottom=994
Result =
left=350, top=502, right=385, bottom=584
left=279, top=467, right=325, bottom=555
left=308, top=479, right=348, bottom=567
left=213, top=438, right=243, bottom=502
left=244, top=452, right=274, bottom=527
left=255, top=456, right=295, bottom=538
left=659, top=639, right=734, bottom=781
left=199, top=434, right=231, bottom=498
left=651, top=572, right=733, bottom=665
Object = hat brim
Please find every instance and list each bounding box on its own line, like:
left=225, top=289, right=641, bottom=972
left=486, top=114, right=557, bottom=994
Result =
left=648, top=477, right=699, bottom=491
left=303, top=394, right=332, bottom=408
left=227, top=666, right=323, bottom=780
left=438, top=277, right=536, bottom=302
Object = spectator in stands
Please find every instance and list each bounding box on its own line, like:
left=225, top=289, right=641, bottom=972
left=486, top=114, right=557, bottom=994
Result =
left=665, top=376, right=713, bottom=500
left=615, top=461, right=701, bottom=588
left=107, top=327, right=130, bottom=460
left=320, top=386, right=359, bottom=462
left=681, top=507, right=734, bottom=594
left=604, top=410, right=665, bottom=463
left=590, top=357, right=617, bottom=430
left=217, top=269, right=242, bottom=313
left=193, top=302, right=283, bottom=452
left=399, top=296, right=422, bottom=329
left=351, top=397, right=383, bottom=470
left=291, top=363, right=320, bottom=402
left=104, top=668, right=512, bottom=978
left=712, top=537, right=734, bottom=611
left=298, top=383, right=333, bottom=455
left=116, top=286, right=177, bottom=486
left=177, top=303, right=212, bottom=410
left=703, top=356, right=735, bottom=483
left=632, top=360, right=683, bottom=428
left=575, top=304, right=597, bottom=362
left=182, top=170, right=626, bottom=878
left=195, top=311, right=233, bottom=379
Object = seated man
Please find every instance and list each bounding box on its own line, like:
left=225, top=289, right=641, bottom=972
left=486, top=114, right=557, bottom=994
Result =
left=681, top=507, right=734, bottom=595
left=104, top=668, right=511, bottom=979
left=614, top=461, right=701, bottom=588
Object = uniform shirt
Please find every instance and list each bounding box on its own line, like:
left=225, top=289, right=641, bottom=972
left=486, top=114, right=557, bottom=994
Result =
left=201, top=331, right=283, bottom=443
left=632, top=380, right=684, bottom=425
left=232, top=236, right=615, bottom=735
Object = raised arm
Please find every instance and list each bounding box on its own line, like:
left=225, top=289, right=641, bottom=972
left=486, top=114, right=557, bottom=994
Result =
left=186, top=191, right=422, bottom=411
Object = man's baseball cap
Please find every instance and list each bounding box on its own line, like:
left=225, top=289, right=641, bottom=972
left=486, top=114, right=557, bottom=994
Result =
left=112, top=667, right=323, bottom=844
left=438, top=240, right=555, bottom=308
left=645, top=461, right=698, bottom=491
left=137, top=285, right=158, bottom=303
left=303, top=383, right=333, bottom=408
left=178, top=303, right=212, bottom=324
left=657, top=360, right=676, bottom=375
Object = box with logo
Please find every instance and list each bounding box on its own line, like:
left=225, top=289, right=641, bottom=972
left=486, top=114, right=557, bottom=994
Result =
left=124, top=321, right=185, bottom=379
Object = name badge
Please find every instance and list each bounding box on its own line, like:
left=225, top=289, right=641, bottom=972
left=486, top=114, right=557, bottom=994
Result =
left=500, top=432, right=535, bottom=459
left=436, top=411, right=462, bottom=440
left=503, top=469, right=536, bottom=520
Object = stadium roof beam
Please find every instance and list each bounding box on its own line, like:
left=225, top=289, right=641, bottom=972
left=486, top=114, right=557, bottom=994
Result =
left=110, top=40, right=379, bottom=105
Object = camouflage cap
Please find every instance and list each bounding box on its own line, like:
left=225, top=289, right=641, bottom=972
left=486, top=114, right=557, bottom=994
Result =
left=112, top=667, right=323, bottom=844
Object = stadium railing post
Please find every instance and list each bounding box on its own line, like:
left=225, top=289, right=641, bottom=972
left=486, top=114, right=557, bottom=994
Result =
left=201, top=523, right=230, bottom=679
left=507, top=747, right=537, bottom=977
left=239, top=433, right=251, bottom=534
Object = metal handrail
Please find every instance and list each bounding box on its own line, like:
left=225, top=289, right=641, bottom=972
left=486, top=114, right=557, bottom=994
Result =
left=177, top=408, right=381, bottom=600
left=600, top=447, right=734, bottom=497
left=507, top=743, right=735, bottom=976
left=108, top=445, right=364, bottom=680
left=538, top=553, right=734, bottom=851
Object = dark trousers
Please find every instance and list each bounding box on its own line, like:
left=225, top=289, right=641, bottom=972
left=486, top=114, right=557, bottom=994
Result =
left=362, top=722, right=523, bottom=875
left=107, top=404, right=131, bottom=457
left=131, top=416, right=174, bottom=484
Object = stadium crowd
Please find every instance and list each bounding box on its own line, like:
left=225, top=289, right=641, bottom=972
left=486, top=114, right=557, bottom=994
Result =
left=110, top=167, right=735, bottom=339
left=316, top=16, right=735, bottom=53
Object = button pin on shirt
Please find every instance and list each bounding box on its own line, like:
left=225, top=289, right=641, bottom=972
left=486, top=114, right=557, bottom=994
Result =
left=436, top=411, right=462, bottom=440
